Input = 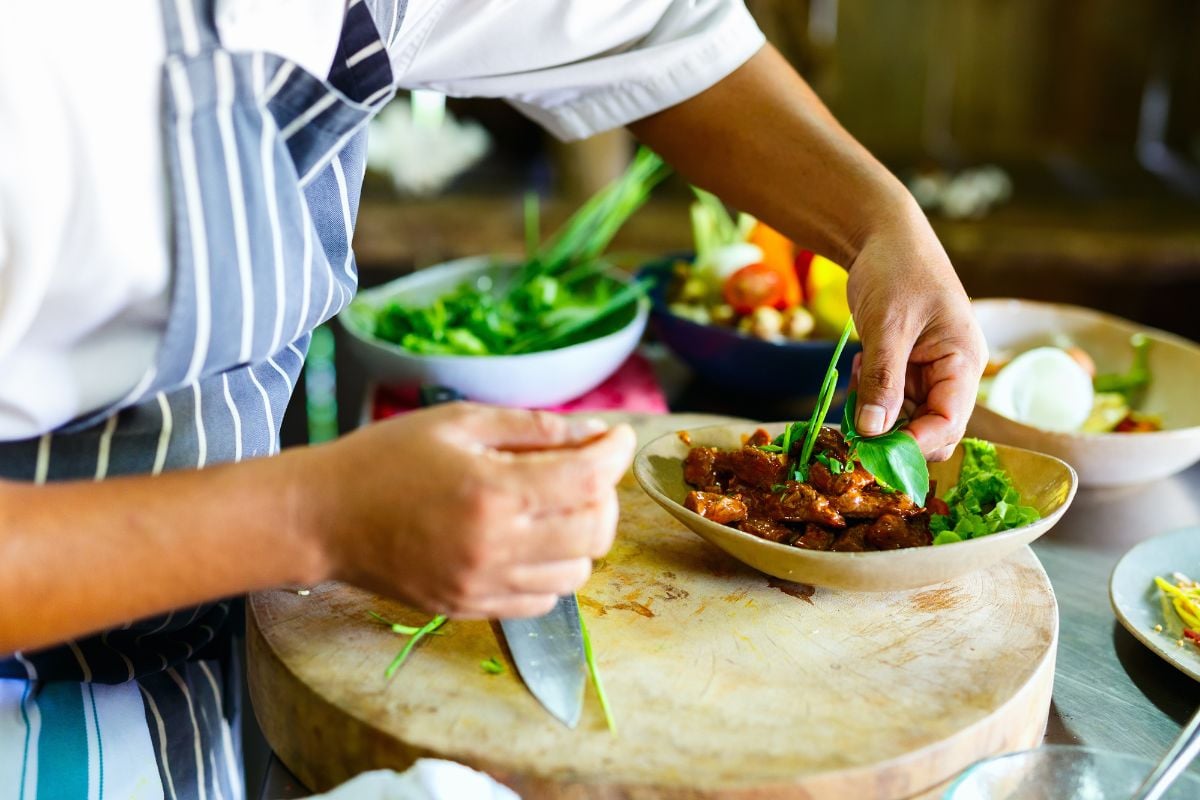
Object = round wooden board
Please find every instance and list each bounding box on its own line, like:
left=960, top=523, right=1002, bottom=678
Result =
left=249, top=413, right=1058, bottom=800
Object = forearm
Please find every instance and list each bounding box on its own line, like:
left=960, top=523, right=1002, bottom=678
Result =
left=0, top=450, right=327, bottom=654
left=629, top=44, right=919, bottom=267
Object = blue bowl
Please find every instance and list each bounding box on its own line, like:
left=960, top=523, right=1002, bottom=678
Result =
left=638, top=256, right=860, bottom=395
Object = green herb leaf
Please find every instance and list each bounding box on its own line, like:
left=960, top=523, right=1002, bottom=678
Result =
left=843, top=391, right=929, bottom=506
left=1094, top=333, right=1152, bottom=400
left=481, top=657, right=505, bottom=675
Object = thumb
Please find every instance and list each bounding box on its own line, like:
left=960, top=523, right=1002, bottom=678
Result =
left=853, top=333, right=913, bottom=436
left=461, top=407, right=610, bottom=452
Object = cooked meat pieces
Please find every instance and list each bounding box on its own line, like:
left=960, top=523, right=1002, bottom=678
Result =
left=808, top=460, right=873, bottom=496
left=828, top=485, right=919, bottom=519
left=683, top=447, right=721, bottom=490
left=715, top=446, right=787, bottom=490
left=737, top=518, right=795, bottom=543
left=831, top=523, right=870, bottom=552
left=680, top=426, right=934, bottom=553
left=685, top=491, right=748, bottom=524
left=744, top=428, right=773, bottom=448
left=768, top=482, right=846, bottom=528
left=815, top=426, right=851, bottom=461
left=863, top=513, right=932, bottom=550
left=792, top=524, right=836, bottom=551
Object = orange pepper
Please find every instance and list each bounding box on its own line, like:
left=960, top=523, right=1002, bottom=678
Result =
left=747, top=222, right=800, bottom=308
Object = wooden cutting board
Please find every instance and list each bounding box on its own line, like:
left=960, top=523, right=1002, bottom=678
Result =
left=248, top=413, right=1058, bottom=799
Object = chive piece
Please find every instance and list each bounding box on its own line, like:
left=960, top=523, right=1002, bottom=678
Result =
left=368, top=610, right=441, bottom=637
left=368, top=610, right=420, bottom=636
left=481, top=657, right=505, bottom=675
left=578, top=596, right=616, bottom=735
left=794, top=318, right=856, bottom=479
left=384, top=615, right=447, bottom=679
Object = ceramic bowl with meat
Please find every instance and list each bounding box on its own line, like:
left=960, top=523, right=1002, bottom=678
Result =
left=634, top=421, right=1077, bottom=592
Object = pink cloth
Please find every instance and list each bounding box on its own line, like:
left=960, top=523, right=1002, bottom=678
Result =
left=371, top=353, right=668, bottom=421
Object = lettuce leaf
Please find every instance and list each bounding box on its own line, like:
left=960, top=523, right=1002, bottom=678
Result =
left=931, top=438, right=1040, bottom=544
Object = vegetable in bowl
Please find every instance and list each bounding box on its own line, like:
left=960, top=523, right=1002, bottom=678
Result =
left=664, top=188, right=854, bottom=343
left=980, top=333, right=1162, bottom=434
left=350, top=147, right=670, bottom=357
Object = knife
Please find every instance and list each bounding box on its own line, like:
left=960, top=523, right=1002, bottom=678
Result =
left=415, top=386, right=588, bottom=728
left=499, top=595, right=587, bottom=728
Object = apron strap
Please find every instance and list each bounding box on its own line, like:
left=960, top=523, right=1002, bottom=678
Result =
left=159, top=0, right=219, bottom=58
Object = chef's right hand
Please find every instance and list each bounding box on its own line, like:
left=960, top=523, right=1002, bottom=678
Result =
left=298, top=403, right=635, bottom=619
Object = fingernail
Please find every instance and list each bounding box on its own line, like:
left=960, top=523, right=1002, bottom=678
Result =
left=567, top=417, right=608, bottom=439
left=857, top=404, right=887, bottom=435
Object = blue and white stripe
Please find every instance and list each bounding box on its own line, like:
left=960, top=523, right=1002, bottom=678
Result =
left=0, top=0, right=403, bottom=796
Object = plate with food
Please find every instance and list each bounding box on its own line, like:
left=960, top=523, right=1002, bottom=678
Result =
left=634, top=322, right=1077, bottom=591
left=969, top=298, right=1200, bottom=486
left=339, top=149, right=664, bottom=407
left=1110, top=526, right=1200, bottom=683
left=638, top=189, right=860, bottom=393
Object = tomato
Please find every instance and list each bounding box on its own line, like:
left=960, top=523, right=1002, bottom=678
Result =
left=723, top=263, right=787, bottom=314
left=747, top=223, right=801, bottom=307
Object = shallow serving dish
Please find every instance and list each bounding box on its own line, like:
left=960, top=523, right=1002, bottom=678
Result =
left=339, top=255, right=648, bottom=407
left=943, top=745, right=1200, bottom=799
left=970, top=298, right=1200, bottom=487
left=637, top=256, right=860, bottom=395
left=1110, top=525, right=1200, bottom=683
left=633, top=421, right=1077, bottom=592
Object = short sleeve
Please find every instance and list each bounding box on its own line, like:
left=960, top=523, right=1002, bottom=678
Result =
left=392, top=0, right=766, bottom=141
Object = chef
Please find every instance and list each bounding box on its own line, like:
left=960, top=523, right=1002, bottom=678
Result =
left=0, top=0, right=986, bottom=796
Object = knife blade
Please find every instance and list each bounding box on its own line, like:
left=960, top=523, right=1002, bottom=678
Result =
left=499, top=595, right=587, bottom=728
left=413, top=388, right=589, bottom=728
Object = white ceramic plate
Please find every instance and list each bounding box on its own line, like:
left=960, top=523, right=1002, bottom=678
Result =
left=1110, top=526, right=1200, bottom=682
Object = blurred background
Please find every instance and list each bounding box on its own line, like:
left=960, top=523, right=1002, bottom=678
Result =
left=299, top=0, right=1200, bottom=436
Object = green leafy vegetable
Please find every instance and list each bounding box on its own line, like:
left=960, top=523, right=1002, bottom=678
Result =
left=841, top=391, right=929, bottom=507
left=1094, top=333, right=1151, bottom=400
left=929, top=438, right=1039, bottom=543
left=355, top=148, right=670, bottom=356
left=481, top=657, right=505, bottom=675
left=578, top=597, right=616, bottom=735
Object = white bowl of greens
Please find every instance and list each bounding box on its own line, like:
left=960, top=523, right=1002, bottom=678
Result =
left=340, top=149, right=665, bottom=407
left=340, top=255, right=648, bottom=407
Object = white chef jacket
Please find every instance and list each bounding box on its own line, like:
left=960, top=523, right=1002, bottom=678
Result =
left=0, top=0, right=765, bottom=440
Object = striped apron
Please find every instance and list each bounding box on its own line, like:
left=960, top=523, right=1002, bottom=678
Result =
left=0, top=0, right=402, bottom=796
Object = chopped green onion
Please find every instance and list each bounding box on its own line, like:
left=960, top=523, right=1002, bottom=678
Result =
left=481, top=657, right=505, bottom=675
left=794, top=318, right=856, bottom=478
left=578, top=596, right=616, bottom=735
left=383, top=615, right=447, bottom=679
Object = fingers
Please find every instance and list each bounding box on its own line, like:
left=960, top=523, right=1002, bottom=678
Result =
left=854, top=327, right=916, bottom=436
left=457, top=594, right=561, bottom=620
left=453, top=405, right=610, bottom=451
left=505, top=558, right=593, bottom=595
left=495, top=424, right=636, bottom=512
left=504, top=491, right=621, bottom=563
left=905, top=349, right=981, bottom=456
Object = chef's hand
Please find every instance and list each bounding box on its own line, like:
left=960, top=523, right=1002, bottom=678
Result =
left=846, top=205, right=988, bottom=461
left=301, top=403, right=634, bottom=619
